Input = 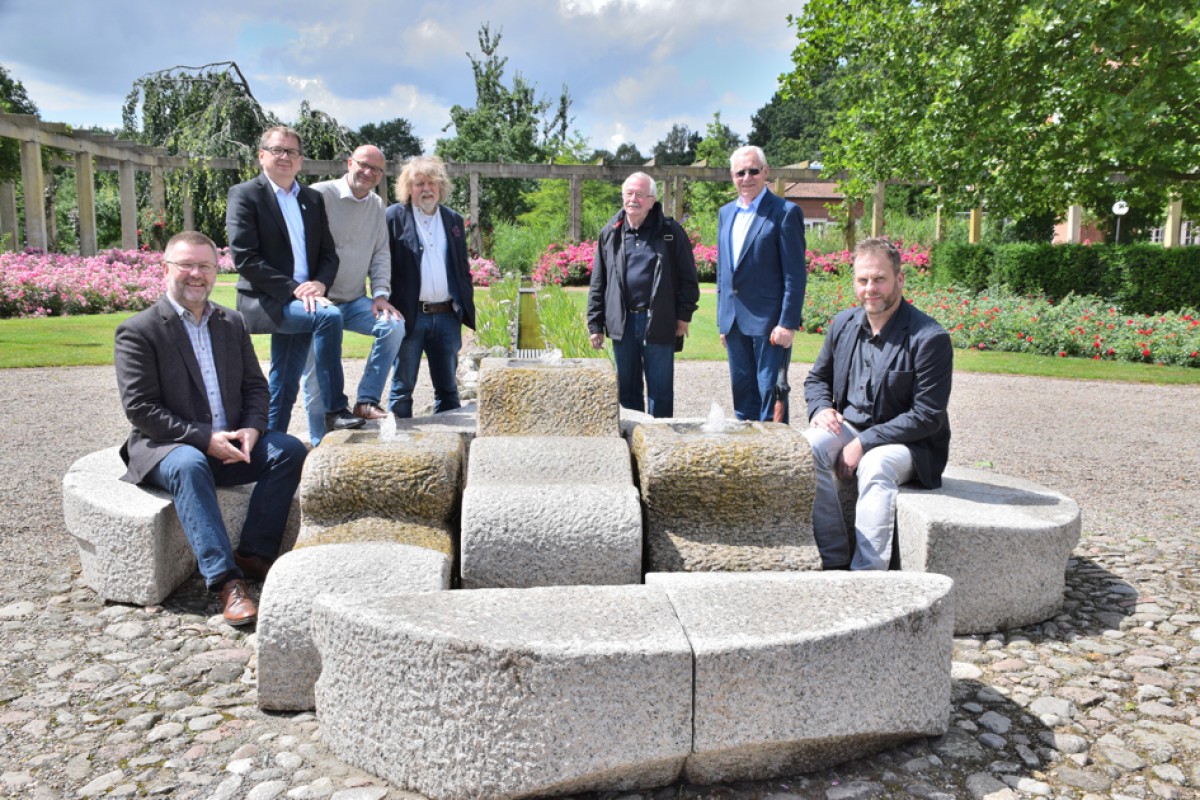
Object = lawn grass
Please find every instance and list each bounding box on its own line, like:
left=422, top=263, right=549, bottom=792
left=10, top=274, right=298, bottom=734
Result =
left=3, top=279, right=1198, bottom=385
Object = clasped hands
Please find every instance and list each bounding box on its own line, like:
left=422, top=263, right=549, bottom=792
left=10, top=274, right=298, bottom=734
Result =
left=207, top=428, right=259, bottom=465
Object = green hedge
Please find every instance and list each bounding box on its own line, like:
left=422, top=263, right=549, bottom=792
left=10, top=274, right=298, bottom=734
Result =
left=930, top=242, right=1200, bottom=314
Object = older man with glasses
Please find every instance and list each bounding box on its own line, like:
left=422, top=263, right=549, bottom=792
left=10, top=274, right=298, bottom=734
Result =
left=716, top=145, right=807, bottom=422
left=226, top=125, right=364, bottom=435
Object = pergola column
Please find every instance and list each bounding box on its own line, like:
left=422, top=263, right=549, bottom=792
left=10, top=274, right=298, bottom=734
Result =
left=19, top=140, right=46, bottom=250
left=182, top=171, right=195, bottom=232
left=672, top=174, right=683, bottom=219
left=0, top=181, right=18, bottom=251
left=75, top=152, right=97, bottom=256
left=118, top=159, right=137, bottom=250
left=469, top=171, right=481, bottom=255
left=569, top=173, right=581, bottom=242
left=1163, top=196, right=1183, bottom=248
left=969, top=207, right=983, bottom=244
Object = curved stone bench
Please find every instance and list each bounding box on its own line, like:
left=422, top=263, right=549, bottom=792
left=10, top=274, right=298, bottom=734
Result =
left=310, top=573, right=953, bottom=798
left=62, top=446, right=299, bottom=606
left=312, top=585, right=693, bottom=800
left=256, top=542, right=450, bottom=711
left=460, top=436, right=642, bottom=588
left=645, top=571, right=954, bottom=784
left=896, top=465, right=1081, bottom=635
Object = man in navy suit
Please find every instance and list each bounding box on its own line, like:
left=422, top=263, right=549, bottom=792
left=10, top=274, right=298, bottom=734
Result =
left=226, top=125, right=364, bottom=434
left=717, top=145, right=807, bottom=421
left=803, top=238, right=953, bottom=570
left=385, top=155, right=476, bottom=418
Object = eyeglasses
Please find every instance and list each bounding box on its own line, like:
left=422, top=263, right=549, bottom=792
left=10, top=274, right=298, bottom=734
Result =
left=263, top=146, right=303, bottom=159
left=166, top=260, right=219, bottom=275
left=734, top=168, right=762, bottom=178
left=351, top=158, right=384, bottom=176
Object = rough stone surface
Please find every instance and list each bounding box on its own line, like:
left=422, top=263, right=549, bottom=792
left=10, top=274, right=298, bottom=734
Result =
left=476, top=357, right=620, bottom=437
left=296, top=429, right=463, bottom=554
left=645, top=571, right=955, bottom=784
left=460, top=436, right=642, bottom=588
left=256, top=542, right=450, bottom=711
left=63, top=446, right=300, bottom=606
left=630, top=421, right=819, bottom=572
left=898, top=465, right=1082, bottom=634
left=311, top=585, right=693, bottom=800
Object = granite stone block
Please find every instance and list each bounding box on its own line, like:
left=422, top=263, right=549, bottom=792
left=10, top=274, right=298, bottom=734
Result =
left=897, top=465, right=1082, bottom=634
left=63, top=447, right=299, bottom=606
left=476, top=357, right=620, bottom=437
left=257, top=542, right=450, bottom=711
left=645, top=570, right=955, bottom=783
left=630, top=421, right=819, bottom=572
left=311, top=585, right=693, bottom=800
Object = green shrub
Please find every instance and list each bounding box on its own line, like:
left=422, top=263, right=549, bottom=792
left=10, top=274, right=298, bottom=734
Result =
left=930, top=242, right=995, bottom=292
left=1108, top=245, right=1200, bottom=315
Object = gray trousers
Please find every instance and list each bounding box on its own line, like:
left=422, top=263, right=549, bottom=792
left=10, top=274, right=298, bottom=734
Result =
left=803, top=421, right=915, bottom=570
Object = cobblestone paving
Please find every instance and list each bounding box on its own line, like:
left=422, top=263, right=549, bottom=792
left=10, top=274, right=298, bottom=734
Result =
left=0, top=362, right=1197, bottom=799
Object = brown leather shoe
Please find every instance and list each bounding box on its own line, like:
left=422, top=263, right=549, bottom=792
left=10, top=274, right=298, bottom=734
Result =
left=352, top=402, right=389, bottom=421
left=234, top=551, right=273, bottom=582
left=219, top=579, right=257, bottom=626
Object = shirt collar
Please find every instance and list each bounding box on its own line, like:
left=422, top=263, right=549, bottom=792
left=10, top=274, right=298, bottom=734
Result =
left=265, top=173, right=299, bottom=197
left=164, top=292, right=212, bottom=325
left=337, top=175, right=371, bottom=203
left=735, top=186, right=768, bottom=212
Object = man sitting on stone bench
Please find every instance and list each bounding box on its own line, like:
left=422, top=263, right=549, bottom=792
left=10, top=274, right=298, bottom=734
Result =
left=114, top=231, right=308, bottom=625
left=802, top=237, right=952, bottom=570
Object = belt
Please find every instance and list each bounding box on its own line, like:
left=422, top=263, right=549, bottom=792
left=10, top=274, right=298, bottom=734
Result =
left=420, top=301, right=454, bottom=314
left=627, top=305, right=650, bottom=313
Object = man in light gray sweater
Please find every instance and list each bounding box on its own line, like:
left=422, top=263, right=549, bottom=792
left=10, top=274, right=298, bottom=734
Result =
left=301, top=145, right=405, bottom=444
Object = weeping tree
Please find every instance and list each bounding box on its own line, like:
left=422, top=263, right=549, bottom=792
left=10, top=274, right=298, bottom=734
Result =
left=122, top=62, right=272, bottom=244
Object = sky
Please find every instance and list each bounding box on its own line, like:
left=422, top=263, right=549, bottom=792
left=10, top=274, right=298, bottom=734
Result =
left=0, top=0, right=805, bottom=157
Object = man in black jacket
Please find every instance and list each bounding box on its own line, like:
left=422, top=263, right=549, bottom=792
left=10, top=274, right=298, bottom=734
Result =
left=587, top=172, right=700, bottom=417
left=803, top=237, right=953, bottom=570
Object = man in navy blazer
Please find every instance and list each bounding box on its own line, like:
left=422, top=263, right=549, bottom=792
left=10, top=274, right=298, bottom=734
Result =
left=385, top=155, right=476, bottom=418
left=115, top=231, right=307, bottom=625
left=803, top=238, right=953, bottom=570
left=717, top=145, right=807, bottom=421
left=226, top=125, right=363, bottom=434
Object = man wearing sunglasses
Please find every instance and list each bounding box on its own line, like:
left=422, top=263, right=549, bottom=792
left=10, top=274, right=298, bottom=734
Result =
left=716, top=145, right=807, bottom=421
left=301, top=145, right=406, bottom=444
left=227, top=126, right=363, bottom=436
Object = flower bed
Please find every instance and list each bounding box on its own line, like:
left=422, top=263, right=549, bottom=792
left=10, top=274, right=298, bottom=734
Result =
left=0, top=248, right=237, bottom=318
left=802, top=272, right=1200, bottom=367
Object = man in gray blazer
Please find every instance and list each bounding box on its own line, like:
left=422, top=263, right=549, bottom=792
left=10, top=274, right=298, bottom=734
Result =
left=803, top=237, right=953, bottom=570
left=226, top=125, right=363, bottom=434
left=115, top=231, right=307, bottom=625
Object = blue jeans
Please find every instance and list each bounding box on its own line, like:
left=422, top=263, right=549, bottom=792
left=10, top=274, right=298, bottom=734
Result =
left=390, top=309, right=462, bottom=418
left=269, top=300, right=346, bottom=432
left=725, top=321, right=789, bottom=422
left=301, top=295, right=406, bottom=445
left=612, top=311, right=675, bottom=418
left=144, top=431, right=307, bottom=589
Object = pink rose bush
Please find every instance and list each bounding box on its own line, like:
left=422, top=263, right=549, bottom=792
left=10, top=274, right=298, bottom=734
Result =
left=0, top=249, right=167, bottom=318
left=469, top=257, right=501, bottom=287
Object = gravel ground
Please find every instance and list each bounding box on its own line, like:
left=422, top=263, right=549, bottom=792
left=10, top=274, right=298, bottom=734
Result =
left=1, top=359, right=1199, bottom=799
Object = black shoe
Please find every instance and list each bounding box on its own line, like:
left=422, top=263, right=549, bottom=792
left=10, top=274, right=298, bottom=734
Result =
left=325, top=408, right=366, bottom=431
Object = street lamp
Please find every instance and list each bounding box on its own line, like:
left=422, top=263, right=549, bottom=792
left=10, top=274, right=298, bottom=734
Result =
left=1113, top=200, right=1129, bottom=244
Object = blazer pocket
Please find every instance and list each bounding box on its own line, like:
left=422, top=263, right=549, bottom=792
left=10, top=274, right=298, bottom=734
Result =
left=886, top=370, right=914, bottom=397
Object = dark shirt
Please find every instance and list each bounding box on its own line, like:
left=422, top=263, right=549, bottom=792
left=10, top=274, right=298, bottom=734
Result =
left=843, top=313, right=897, bottom=429
left=622, top=217, right=657, bottom=310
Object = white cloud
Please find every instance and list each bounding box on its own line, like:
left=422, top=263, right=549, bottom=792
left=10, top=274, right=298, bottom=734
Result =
left=18, top=76, right=125, bottom=131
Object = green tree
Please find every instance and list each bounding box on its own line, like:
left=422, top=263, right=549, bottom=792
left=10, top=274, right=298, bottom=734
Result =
left=290, top=100, right=353, bottom=164
left=748, top=65, right=840, bottom=167
left=652, top=124, right=701, bottom=166
left=0, top=64, right=38, bottom=182
left=436, top=24, right=572, bottom=231
left=784, top=0, right=1200, bottom=220
left=356, top=118, right=423, bottom=160
left=688, top=112, right=741, bottom=218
